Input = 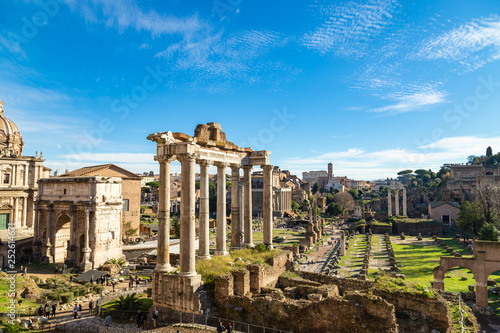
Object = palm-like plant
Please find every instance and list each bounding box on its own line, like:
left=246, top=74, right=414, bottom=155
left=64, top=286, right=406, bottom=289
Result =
left=111, top=293, right=141, bottom=311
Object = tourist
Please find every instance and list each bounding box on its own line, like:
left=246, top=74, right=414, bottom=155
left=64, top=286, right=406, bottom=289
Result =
left=145, top=279, right=148, bottom=287
left=88, top=300, right=94, bottom=314
left=51, top=304, right=56, bottom=318
left=152, top=308, right=158, bottom=328
left=73, top=305, right=78, bottom=319
left=216, top=322, right=226, bottom=333
left=37, top=305, right=43, bottom=316
left=140, top=312, right=147, bottom=329
left=105, top=314, right=112, bottom=327
left=90, top=277, right=93, bottom=285
left=227, top=322, right=233, bottom=333
left=69, top=276, right=73, bottom=285
left=78, top=304, right=83, bottom=318
left=136, top=310, right=142, bottom=328
left=44, top=303, right=50, bottom=318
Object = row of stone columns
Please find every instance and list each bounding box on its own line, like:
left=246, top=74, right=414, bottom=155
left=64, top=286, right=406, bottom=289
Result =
left=387, top=188, right=407, bottom=217
left=154, top=155, right=273, bottom=277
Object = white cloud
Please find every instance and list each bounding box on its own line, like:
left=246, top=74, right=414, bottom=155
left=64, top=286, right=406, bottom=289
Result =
left=369, top=89, right=447, bottom=115
left=59, top=0, right=202, bottom=37
left=280, top=135, right=500, bottom=180
left=415, top=15, right=500, bottom=71
left=302, top=0, right=400, bottom=56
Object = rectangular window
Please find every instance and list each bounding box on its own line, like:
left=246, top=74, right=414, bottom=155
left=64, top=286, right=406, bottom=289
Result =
left=123, top=199, right=129, bottom=212
left=0, top=213, right=9, bottom=229
left=3, top=174, right=10, bottom=184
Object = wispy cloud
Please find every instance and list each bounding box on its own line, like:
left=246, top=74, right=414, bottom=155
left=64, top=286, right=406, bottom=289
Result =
left=302, top=0, right=400, bottom=56
left=280, top=135, right=500, bottom=180
left=369, top=88, right=447, bottom=115
left=415, top=15, right=500, bottom=71
left=59, top=0, right=202, bottom=37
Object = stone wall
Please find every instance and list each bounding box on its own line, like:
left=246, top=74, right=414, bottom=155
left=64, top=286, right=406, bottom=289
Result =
left=396, top=221, right=443, bottom=236
left=294, top=271, right=373, bottom=294
left=370, top=224, right=392, bottom=235
left=153, top=273, right=202, bottom=314
left=373, top=290, right=452, bottom=333
left=226, top=292, right=397, bottom=333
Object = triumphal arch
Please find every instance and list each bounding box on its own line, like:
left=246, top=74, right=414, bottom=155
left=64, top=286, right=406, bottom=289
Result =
left=147, top=122, right=273, bottom=313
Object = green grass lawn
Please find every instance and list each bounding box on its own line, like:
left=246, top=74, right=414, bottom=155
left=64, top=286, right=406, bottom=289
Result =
left=0, top=274, right=41, bottom=314
left=391, top=237, right=477, bottom=293
left=251, top=228, right=304, bottom=245
left=338, top=235, right=367, bottom=276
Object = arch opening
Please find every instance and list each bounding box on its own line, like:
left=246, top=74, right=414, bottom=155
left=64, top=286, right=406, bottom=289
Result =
left=54, top=214, right=71, bottom=263
left=442, top=266, right=476, bottom=295
left=487, top=270, right=500, bottom=315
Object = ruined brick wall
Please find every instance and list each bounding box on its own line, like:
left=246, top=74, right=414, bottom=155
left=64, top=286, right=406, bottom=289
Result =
left=296, top=271, right=373, bottom=294
left=396, top=221, right=443, bottom=236
left=233, top=270, right=249, bottom=296
left=214, top=275, right=233, bottom=306
left=226, top=293, right=397, bottom=333
left=373, top=290, right=452, bottom=333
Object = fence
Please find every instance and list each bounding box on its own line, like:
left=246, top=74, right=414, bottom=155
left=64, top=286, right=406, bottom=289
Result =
left=458, top=294, right=465, bottom=333
left=95, top=308, right=292, bottom=333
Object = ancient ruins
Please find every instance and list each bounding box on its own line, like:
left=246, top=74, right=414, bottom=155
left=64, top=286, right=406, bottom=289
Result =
left=387, top=180, right=407, bottom=216
left=434, top=240, right=500, bottom=310
left=147, top=122, right=275, bottom=312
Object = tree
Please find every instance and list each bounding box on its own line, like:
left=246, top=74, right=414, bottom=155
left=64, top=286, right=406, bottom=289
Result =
left=479, top=223, right=500, bottom=241
left=486, top=146, right=493, bottom=157
left=291, top=200, right=300, bottom=212
left=458, top=201, right=483, bottom=236
left=326, top=202, right=342, bottom=216
left=301, top=199, right=310, bottom=212
left=397, top=170, right=413, bottom=176
left=333, top=192, right=355, bottom=215
left=325, top=193, right=335, bottom=205
left=348, top=188, right=359, bottom=200
left=473, top=181, right=499, bottom=225
left=312, top=182, right=321, bottom=193
left=141, top=186, right=150, bottom=193
left=146, top=181, right=159, bottom=188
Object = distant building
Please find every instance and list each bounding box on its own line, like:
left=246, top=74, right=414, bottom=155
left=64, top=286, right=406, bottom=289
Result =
left=34, top=176, right=124, bottom=270
left=302, top=170, right=328, bottom=184
left=428, top=201, right=460, bottom=226
left=0, top=102, right=51, bottom=231
left=60, top=164, right=141, bottom=236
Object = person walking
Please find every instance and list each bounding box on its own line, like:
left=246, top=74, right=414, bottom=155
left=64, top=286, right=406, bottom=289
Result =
left=78, top=304, right=83, bottom=318
left=105, top=314, right=112, bottom=327
left=88, top=300, right=94, bottom=314
left=227, top=322, right=233, bottom=333
left=69, top=275, right=74, bottom=285
left=44, top=303, right=50, bottom=318
left=73, top=305, right=78, bottom=319
left=152, top=308, right=158, bottom=328
left=51, top=304, right=56, bottom=318
left=136, top=310, right=142, bottom=328
left=216, top=322, right=226, bottom=333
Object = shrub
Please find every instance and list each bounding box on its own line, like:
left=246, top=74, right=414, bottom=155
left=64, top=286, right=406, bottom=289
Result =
left=60, top=293, right=74, bottom=303
left=93, top=285, right=104, bottom=294
left=255, top=243, right=268, bottom=253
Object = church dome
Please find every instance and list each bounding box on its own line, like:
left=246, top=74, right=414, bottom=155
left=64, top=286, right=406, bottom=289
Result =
left=0, top=101, right=24, bottom=158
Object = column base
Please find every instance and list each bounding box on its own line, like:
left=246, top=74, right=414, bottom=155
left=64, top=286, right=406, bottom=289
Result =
left=214, top=250, right=228, bottom=256
left=178, top=271, right=199, bottom=278
left=154, top=263, right=174, bottom=272
left=196, top=255, right=211, bottom=260
left=80, top=261, right=92, bottom=272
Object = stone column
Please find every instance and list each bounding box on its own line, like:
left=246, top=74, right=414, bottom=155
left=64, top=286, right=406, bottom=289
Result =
left=179, top=154, right=197, bottom=277
left=402, top=188, right=407, bottom=216
left=230, top=164, right=242, bottom=250
left=13, top=197, right=18, bottom=228
left=262, top=165, right=273, bottom=248
left=387, top=189, right=392, bottom=217
left=81, top=207, right=92, bottom=271
left=243, top=165, right=253, bottom=247
left=22, top=197, right=27, bottom=228
left=68, top=205, right=77, bottom=264
left=395, top=189, right=399, bottom=216
left=155, top=157, right=173, bottom=272
left=197, top=160, right=211, bottom=259
left=215, top=162, right=228, bottom=255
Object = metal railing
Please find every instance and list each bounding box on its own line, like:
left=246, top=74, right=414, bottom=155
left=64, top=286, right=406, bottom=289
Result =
left=458, top=294, right=465, bottom=333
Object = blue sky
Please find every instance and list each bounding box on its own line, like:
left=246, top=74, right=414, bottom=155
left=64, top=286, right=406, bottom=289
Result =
left=1, top=0, right=500, bottom=180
